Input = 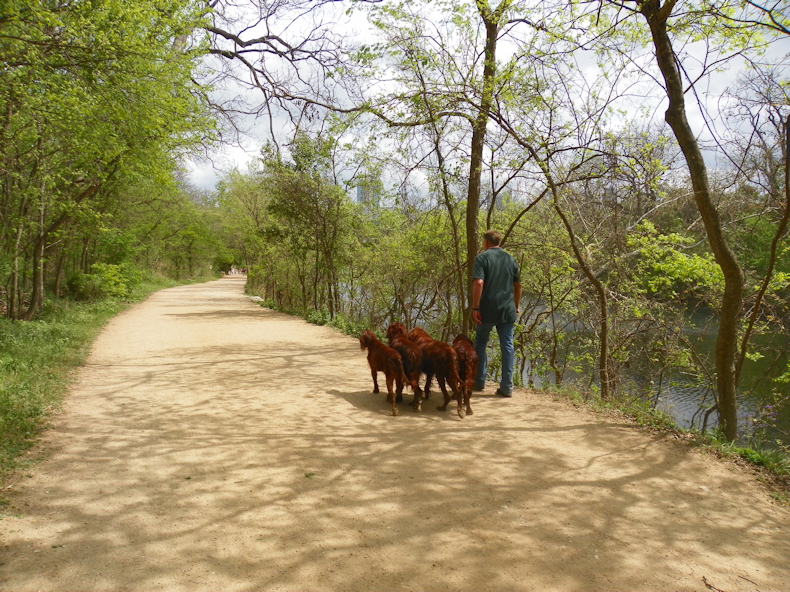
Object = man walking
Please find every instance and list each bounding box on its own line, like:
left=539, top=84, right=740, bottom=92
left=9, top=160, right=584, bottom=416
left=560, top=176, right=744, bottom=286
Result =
left=471, top=230, right=522, bottom=397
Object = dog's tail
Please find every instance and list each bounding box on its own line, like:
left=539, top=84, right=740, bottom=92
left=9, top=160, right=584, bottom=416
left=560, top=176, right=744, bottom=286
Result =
left=389, top=353, right=407, bottom=390
left=448, top=350, right=463, bottom=395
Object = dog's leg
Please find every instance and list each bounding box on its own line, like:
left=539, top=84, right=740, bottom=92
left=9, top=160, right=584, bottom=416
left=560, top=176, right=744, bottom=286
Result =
left=411, top=376, right=423, bottom=411
left=423, top=372, right=433, bottom=400
left=371, top=368, right=379, bottom=393
left=386, top=376, right=399, bottom=416
left=455, top=383, right=466, bottom=419
left=436, top=376, right=451, bottom=412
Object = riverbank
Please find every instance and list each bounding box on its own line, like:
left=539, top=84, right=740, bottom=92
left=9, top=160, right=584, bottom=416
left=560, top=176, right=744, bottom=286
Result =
left=548, top=386, right=790, bottom=503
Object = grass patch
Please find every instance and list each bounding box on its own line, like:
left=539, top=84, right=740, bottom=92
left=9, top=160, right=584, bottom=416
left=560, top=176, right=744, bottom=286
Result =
left=0, top=274, right=214, bottom=485
left=738, top=447, right=790, bottom=475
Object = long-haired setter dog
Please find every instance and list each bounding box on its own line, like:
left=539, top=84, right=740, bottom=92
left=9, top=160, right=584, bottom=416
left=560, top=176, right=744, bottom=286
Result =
left=359, top=329, right=405, bottom=416
left=386, top=322, right=425, bottom=411
left=406, top=327, right=466, bottom=418
left=452, top=333, right=478, bottom=416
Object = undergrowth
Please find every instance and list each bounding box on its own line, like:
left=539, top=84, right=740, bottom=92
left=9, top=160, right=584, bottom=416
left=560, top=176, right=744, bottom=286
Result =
left=257, top=299, right=373, bottom=338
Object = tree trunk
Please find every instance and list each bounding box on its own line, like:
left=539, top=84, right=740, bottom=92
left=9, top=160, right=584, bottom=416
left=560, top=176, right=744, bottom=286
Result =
left=432, top=124, right=466, bottom=334
left=640, top=0, right=744, bottom=440
left=9, top=223, right=24, bottom=319
left=81, top=237, right=90, bottom=273
left=465, top=2, right=509, bottom=333
left=23, top=235, right=45, bottom=320
left=23, top=186, right=47, bottom=320
left=54, top=249, right=67, bottom=298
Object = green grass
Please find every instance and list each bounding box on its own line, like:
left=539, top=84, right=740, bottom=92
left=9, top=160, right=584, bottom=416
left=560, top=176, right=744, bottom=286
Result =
left=697, top=430, right=790, bottom=476
left=0, top=274, right=214, bottom=485
left=738, top=447, right=790, bottom=475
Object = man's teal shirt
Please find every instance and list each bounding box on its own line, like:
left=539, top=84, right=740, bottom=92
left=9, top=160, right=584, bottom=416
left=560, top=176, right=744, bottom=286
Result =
left=473, top=247, right=520, bottom=324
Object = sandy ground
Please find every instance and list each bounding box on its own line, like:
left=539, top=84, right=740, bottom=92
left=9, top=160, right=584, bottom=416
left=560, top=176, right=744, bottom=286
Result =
left=1, top=276, right=789, bottom=592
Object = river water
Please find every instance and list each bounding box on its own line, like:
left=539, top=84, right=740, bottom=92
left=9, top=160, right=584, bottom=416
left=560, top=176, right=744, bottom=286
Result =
left=651, top=330, right=789, bottom=445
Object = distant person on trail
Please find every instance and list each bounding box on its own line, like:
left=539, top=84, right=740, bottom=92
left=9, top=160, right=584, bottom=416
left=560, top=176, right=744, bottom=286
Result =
left=471, top=229, right=522, bottom=398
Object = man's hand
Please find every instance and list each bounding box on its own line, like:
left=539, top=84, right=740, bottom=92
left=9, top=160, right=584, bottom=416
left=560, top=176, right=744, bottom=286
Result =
left=472, top=310, right=482, bottom=325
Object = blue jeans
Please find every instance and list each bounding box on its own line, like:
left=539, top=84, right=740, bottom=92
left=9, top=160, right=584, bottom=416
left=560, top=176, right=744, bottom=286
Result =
left=474, top=322, right=515, bottom=394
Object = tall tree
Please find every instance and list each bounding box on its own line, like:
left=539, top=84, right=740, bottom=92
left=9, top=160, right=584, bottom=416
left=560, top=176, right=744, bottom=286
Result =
left=0, top=0, right=214, bottom=318
left=558, top=0, right=781, bottom=439
left=463, top=0, right=514, bottom=332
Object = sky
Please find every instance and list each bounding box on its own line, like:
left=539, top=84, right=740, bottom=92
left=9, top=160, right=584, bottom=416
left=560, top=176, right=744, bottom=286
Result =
left=184, top=1, right=790, bottom=192
left=185, top=0, right=365, bottom=191
left=186, top=144, right=258, bottom=190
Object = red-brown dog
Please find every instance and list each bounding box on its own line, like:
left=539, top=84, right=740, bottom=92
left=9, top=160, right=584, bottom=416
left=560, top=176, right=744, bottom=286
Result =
left=452, top=333, right=478, bottom=416
left=386, top=322, right=425, bottom=411
left=359, top=329, right=405, bottom=416
left=407, top=327, right=465, bottom=418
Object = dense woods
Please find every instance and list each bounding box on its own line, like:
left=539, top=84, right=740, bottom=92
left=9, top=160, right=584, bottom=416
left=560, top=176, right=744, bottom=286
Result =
left=0, top=0, right=220, bottom=319
left=1, top=0, right=788, bottom=445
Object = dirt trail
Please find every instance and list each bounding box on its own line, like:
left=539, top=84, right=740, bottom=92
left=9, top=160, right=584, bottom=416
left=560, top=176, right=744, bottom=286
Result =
left=1, top=277, right=788, bottom=591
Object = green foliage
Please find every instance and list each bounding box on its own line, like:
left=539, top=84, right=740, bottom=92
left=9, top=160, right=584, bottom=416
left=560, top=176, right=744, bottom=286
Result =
left=65, top=271, right=99, bottom=301
left=0, top=0, right=216, bottom=318
left=615, top=396, right=678, bottom=431
left=735, top=217, right=790, bottom=278
left=229, top=139, right=358, bottom=318
left=628, top=221, right=724, bottom=304
left=739, top=447, right=790, bottom=475
left=305, top=308, right=371, bottom=337
left=89, top=263, right=143, bottom=300
left=694, top=427, right=790, bottom=479
left=65, top=263, right=143, bottom=301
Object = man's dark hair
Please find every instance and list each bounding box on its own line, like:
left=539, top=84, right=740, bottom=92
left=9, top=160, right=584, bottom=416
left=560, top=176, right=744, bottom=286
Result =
left=483, top=229, right=502, bottom=246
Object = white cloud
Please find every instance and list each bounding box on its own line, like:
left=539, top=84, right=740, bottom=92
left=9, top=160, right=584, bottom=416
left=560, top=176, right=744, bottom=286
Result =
left=185, top=142, right=261, bottom=190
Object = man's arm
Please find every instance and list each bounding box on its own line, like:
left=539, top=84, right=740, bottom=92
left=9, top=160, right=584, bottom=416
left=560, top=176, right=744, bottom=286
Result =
left=513, top=281, right=522, bottom=315
left=472, top=278, right=484, bottom=325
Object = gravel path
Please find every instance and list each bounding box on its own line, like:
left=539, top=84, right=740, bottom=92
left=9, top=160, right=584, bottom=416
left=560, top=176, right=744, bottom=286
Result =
left=1, top=277, right=789, bottom=591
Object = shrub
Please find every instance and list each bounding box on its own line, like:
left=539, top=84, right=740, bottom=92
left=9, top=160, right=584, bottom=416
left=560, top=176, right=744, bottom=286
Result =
left=65, top=270, right=102, bottom=301
left=65, top=263, right=143, bottom=301
left=90, top=263, right=142, bottom=299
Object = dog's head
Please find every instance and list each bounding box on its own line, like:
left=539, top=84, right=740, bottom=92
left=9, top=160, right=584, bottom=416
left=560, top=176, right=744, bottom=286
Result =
left=407, top=327, right=431, bottom=344
left=453, top=333, right=474, bottom=348
left=359, top=329, right=376, bottom=351
left=385, top=322, right=408, bottom=341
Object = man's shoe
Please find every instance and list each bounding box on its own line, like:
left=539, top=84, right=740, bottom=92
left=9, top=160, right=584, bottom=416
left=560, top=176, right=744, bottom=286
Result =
left=495, top=389, right=512, bottom=398
left=472, top=384, right=485, bottom=392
